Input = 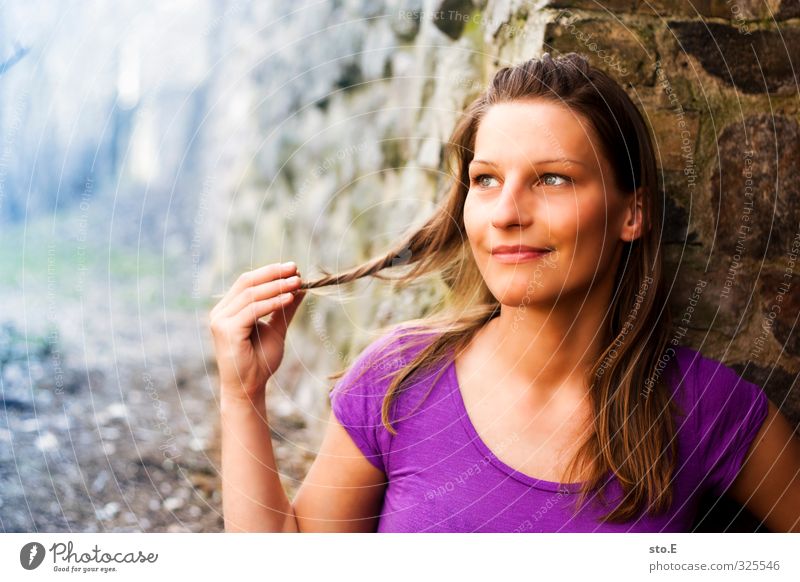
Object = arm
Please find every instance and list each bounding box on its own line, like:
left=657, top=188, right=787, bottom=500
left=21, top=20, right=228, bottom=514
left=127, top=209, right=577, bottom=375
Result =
left=292, top=409, right=387, bottom=532
left=220, top=392, right=296, bottom=532
left=221, top=392, right=387, bottom=533
left=211, top=261, right=386, bottom=532
left=727, top=400, right=800, bottom=532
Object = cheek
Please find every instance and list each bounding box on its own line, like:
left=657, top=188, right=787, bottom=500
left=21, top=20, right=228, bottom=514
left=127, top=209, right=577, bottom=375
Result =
left=551, top=195, right=608, bottom=243
left=537, top=197, right=578, bottom=254
left=559, top=196, right=622, bottom=278
left=462, top=196, right=484, bottom=245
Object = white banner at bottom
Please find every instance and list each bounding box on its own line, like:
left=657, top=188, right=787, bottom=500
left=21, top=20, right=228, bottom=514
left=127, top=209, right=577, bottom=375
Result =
left=1, top=533, right=796, bottom=581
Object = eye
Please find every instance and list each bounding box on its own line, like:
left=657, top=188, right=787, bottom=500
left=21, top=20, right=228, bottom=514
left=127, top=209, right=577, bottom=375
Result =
left=471, top=174, right=500, bottom=189
left=469, top=172, right=573, bottom=190
left=541, top=173, right=572, bottom=187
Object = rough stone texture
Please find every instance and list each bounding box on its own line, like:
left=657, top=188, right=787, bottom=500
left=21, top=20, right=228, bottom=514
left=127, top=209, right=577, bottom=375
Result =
left=710, top=115, right=800, bottom=262
left=662, top=193, right=700, bottom=245
left=546, top=0, right=637, bottom=12
left=645, top=107, right=701, bottom=172
left=670, top=21, right=800, bottom=94
left=758, top=269, right=800, bottom=357
left=543, top=17, right=655, bottom=85
left=664, top=245, right=755, bottom=340
left=644, top=0, right=796, bottom=20
left=780, top=0, right=800, bottom=19
left=549, top=0, right=799, bottom=20
left=432, top=0, right=477, bottom=40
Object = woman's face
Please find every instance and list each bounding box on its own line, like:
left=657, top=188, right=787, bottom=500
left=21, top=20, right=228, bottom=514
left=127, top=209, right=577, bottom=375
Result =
left=463, top=99, right=642, bottom=308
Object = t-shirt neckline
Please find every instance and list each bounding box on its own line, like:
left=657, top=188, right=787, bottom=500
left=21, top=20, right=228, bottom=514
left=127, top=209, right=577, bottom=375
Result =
left=445, top=354, right=595, bottom=494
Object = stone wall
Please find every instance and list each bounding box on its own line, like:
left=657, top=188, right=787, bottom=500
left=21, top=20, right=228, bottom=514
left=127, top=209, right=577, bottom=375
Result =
left=216, top=0, right=799, bottom=530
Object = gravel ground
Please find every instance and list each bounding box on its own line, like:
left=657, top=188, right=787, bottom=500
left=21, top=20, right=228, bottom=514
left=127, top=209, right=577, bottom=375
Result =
left=0, top=282, right=317, bottom=532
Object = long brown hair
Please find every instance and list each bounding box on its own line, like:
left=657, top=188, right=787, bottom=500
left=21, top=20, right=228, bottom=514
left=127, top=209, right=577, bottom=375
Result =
left=300, top=52, right=679, bottom=523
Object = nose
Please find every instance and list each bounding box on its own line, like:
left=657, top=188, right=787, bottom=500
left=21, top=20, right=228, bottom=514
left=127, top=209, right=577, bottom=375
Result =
left=490, top=176, right=533, bottom=229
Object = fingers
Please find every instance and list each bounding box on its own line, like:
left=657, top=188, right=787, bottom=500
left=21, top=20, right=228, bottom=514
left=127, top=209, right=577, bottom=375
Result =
left=211, top=262, right=298, bottom=316
left=268, top=289, right=306, bottom=339
left=231, top=291, right=298, bottom=330
left=222, top=274, right=303, bottom=318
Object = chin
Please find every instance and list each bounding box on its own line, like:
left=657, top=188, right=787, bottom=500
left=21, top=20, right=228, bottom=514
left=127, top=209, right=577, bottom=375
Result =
left=490, top=282, right=556, bottom=307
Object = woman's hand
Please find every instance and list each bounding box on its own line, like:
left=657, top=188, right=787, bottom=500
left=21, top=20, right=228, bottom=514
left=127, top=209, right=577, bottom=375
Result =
left=209, top=261, right=306, bottom=402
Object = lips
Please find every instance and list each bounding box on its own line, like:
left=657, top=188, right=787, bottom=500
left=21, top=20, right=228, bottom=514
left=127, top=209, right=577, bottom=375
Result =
left=491, top=245, right=551, bottom=254
left=490, top=245, right=553, bottom=264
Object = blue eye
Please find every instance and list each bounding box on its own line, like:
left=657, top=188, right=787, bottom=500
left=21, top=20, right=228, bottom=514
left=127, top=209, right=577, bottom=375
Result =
left=541, top=173, right=571, bottom=186
left=471, top=174, right=499, bottom=188
left=469, top=172, right=573, bottom=189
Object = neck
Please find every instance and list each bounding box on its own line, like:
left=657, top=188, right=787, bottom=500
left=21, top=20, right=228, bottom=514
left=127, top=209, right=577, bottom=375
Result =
left=480, top=282, right=615, bottom=400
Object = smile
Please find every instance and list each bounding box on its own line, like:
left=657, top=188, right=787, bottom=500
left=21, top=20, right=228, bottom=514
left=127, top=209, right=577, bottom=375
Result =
left=491, top=250, right=552, bottom=263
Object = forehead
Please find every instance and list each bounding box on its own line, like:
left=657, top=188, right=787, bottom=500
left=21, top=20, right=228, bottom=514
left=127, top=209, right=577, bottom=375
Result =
left=474, top=100, right=600, bottom=167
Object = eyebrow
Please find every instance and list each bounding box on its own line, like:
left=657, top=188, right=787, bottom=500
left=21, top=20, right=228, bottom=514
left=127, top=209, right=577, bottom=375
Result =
left=469, top=158, right=587, bottom=168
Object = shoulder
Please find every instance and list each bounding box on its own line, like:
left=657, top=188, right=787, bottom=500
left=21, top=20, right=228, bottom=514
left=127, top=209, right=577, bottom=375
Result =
left=668, top=346, right=771, bottom=497
left=669, top=345, right=761, bottom=397
left=331, top=323, right=440, bottom=399
left=668, top=345, right=768, bottom=429
left=327, top=323, right=443, bottom=467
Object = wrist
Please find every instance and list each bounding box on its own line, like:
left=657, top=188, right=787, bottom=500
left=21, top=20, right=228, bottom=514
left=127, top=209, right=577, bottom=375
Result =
left=220, top=387, right=266, bottom=412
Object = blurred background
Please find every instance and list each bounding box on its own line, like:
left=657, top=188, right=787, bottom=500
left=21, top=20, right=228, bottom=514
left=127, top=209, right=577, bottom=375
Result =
left=1, top=0, right=798, bottom=532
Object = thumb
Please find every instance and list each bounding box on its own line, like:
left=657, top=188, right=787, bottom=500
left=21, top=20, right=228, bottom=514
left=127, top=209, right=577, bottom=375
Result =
left=269, top=289, right=306, bottom=339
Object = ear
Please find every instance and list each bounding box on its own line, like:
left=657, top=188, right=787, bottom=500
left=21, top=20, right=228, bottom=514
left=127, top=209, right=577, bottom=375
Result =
left=619, top=186, right=646, bottom=243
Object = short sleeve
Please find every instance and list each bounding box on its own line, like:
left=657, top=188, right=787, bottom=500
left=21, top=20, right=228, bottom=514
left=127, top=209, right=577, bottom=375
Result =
left=328, top=330, right=404, bottom=473
left=693, top=357, right=769, bottom=497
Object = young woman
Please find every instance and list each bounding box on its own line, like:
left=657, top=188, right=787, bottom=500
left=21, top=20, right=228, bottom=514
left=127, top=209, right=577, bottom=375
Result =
left=209, top=53, right=800, bottom=532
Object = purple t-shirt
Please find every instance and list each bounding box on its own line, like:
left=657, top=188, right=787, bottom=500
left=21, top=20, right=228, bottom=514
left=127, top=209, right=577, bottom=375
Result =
left=328, top=327, right=769, bottom=532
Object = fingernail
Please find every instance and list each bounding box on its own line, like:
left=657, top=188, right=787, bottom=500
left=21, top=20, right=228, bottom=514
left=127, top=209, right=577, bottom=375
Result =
left=282, top=261, right=296, bottom=268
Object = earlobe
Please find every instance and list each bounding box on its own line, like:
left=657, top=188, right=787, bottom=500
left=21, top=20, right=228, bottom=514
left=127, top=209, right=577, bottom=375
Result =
left=620, top=187, right=645, bottom=242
